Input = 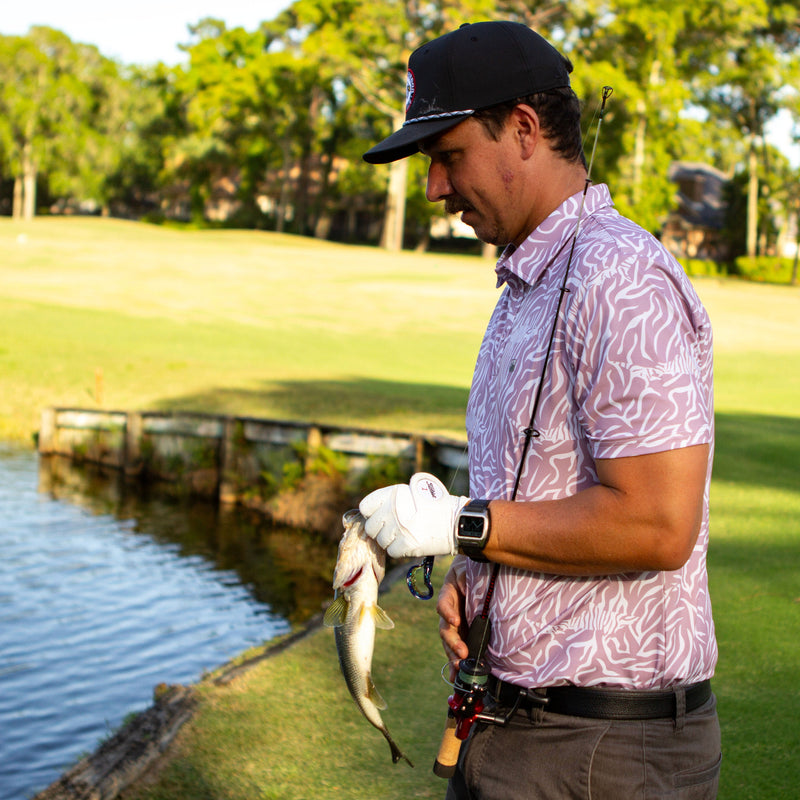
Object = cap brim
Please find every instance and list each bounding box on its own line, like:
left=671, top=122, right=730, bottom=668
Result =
left=362, top=113, right=472, bottom=164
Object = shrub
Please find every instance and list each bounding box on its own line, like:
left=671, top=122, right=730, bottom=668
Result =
left=679, top=258, right=728, bottom=278
left=734, top=256, right=795, bottom=284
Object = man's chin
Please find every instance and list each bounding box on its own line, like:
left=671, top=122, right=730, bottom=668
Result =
left=465, top=217, right=504, bottom=247
left=461, top=210, right=488, bottom=238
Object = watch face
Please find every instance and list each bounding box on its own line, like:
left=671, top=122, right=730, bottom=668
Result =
left=459, top=513, right=485, bottom=539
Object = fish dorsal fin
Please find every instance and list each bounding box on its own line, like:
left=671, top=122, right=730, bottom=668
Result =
left=322, top=594, right=348, bottom=627
left=367, top=675, right=388, bottom=710
left=372, top=604, right=395, bottom=630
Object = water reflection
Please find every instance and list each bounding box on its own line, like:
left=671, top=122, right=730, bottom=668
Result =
left=1, top=447, right=338, bottom=800
left=39, top=454, right=339, bottom=624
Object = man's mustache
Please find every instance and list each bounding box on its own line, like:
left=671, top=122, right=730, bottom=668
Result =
left=444, top=197, right=475, bottom=215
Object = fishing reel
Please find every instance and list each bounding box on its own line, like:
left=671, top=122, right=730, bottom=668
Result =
left=449, top=657, right=491, bottom=739
left=433, top=657, right=490, bottom=778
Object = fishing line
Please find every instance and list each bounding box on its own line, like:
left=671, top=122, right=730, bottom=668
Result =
left=410, top=87, right=613, bottom=622
left=469, top=86, right=614, bottom=663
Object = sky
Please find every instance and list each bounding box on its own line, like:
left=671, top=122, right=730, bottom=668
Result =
left=3, top=2, right=798, bottom=165
left=2, top=1, right=291, bottom=65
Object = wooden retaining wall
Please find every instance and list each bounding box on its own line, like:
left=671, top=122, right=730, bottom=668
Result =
left=37, top=408, right=470, bottom=508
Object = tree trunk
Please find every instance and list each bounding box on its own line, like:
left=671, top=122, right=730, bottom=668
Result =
left=380, top=112, right=408, bottom=251
left=746, top=136, right=758, bottom=258
left=633, top=98, right=647, bottom=207
left=12, top=177, right=23, bottom=219
left=276, top=143, right=292, bottom=234
left=380, top=156, right=408, bottom=251
left=22, top=142, right=37, bottom=220
left=23, top=170, right=36, bottom=220
left=482, top=242, right=499, bottom=260
left=632, top=61, right=660, bottom=208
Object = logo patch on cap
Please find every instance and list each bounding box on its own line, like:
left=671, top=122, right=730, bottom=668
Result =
left=405, top=69, right=416, bottom=113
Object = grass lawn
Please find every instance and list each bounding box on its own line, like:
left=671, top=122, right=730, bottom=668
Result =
left=4, top=217, right=798, bottom=799
left=0, top=217, right=497, bottom=442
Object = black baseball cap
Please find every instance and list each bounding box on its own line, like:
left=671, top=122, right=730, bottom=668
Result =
left=363, top=21, right=573, bottom=164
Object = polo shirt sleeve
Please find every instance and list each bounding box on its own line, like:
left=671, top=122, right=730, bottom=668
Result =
left=569, top=258, right=713, bottom=460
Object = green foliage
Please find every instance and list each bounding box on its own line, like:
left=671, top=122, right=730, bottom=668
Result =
left=357, top=455, right=409, bottom=496
left=0, top=27, right=132, bottom=214
left=278, top=460, right=305, bottom=492
left=259, top=442, right=350, bottom=498
left=734, top=255, right=796, bottom=283
left=307, top=444, right=350, bottom=480
left=679, top=258, right=729, bottom=278
left=2, top=3, right=799, bottom=250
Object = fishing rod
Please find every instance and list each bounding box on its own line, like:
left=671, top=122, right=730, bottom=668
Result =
left=432, top=86, right=614, bottom=779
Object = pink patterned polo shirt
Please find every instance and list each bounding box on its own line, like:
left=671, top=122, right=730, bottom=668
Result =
left=465, top=183, right=717, bottom=690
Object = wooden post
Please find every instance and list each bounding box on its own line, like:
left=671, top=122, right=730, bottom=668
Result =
left=414, top=435, right=425, bottom=474
left=306, top=425, right=322, bottom=471
left=125, top=412, right=143, bottom=478
left=219, top=417, right=238, bottom=505
left=39, top=408, right=57, bottom=454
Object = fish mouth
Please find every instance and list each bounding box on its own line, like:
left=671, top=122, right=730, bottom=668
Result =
left=342, top=508, right=361, bottom=525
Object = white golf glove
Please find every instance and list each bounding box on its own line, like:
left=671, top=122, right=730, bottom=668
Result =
left=359, top=472, right=469, bottom=558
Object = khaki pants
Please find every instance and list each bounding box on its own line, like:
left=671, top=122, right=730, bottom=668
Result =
left=446, top=695, right=721, bottom=800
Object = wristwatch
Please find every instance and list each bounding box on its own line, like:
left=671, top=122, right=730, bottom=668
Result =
left=456, top=499, right=491, bottom=562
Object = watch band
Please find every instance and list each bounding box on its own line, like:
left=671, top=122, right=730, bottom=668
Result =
left=457, top=499, right=491, bottom=562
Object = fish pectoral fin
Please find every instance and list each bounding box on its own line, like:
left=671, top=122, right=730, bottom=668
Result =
left=367, top=675, right=388, bottom=710
left=372, top=604, right=395, bottom=630
left=322, top=594, right=348, bottom=627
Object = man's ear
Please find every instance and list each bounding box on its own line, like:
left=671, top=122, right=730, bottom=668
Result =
left=510, top=104, right=541, bottom=159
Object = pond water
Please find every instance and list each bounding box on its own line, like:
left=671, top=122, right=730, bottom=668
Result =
left=0, top=445, right=337, bottom=800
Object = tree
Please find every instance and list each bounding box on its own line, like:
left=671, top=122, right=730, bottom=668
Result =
left=0, top=27, right=133, bottom=218
left=0, top=29, right=107, bottom=217
left=569, top=2, right=692, bottom=231
left=167, top=18, right=344, bottom=231
left=265, top=0, right=502, bottom=250
left=686, top=0, right=800, bottom=257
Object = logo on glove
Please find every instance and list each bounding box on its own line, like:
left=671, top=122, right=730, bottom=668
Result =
left=419, top=478, right=442, bottom=500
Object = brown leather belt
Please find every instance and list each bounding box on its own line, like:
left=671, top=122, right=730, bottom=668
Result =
left=489, top=676, right=712, bottom=720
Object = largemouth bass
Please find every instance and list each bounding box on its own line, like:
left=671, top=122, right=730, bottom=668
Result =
left=323, top=509, right=413, bottom=766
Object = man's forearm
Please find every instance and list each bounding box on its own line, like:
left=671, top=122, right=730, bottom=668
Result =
left=481, top=444, right=709, bottom=575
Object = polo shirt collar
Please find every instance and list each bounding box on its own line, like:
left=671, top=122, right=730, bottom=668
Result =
left=495, top=183, right=613, bottom=289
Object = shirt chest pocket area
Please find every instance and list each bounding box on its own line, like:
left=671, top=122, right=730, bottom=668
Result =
left=493, top=318, right=580, bottom=448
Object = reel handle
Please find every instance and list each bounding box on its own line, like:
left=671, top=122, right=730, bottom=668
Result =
left=432, top=711, right=461, bottom=778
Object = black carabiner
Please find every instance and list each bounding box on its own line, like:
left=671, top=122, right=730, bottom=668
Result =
left=407, top=556, right=435, bottom=600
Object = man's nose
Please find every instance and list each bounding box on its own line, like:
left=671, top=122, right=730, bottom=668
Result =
left=426, top=162, right=453, bottom=202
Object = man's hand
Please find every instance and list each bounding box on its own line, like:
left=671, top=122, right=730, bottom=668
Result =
left=358, top=473, right=469, bottom=558
left=437, top=558, right=469, bottom=679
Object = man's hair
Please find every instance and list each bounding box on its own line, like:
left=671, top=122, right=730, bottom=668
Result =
left=473, top=87, right=586, bottom=167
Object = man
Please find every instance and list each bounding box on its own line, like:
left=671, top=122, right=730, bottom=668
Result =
left=358, top=21, right=720, bottom=799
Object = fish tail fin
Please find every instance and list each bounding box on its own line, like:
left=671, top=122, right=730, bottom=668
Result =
left=367, top=675, right=388, bottom=710
left=322, top=594, right=348, bottom=627
left=372, top=604, right=395, bottom=630
left=387, top=736, right=414, bottom=767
